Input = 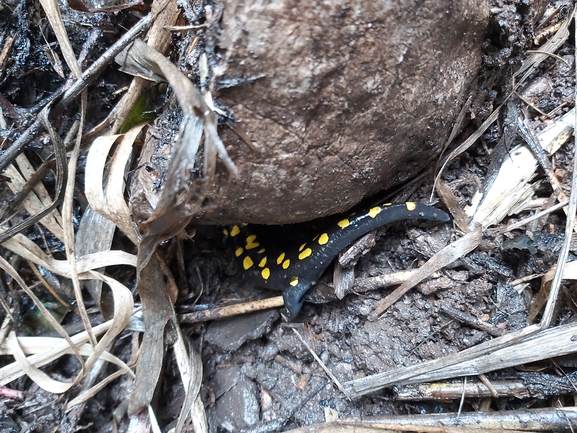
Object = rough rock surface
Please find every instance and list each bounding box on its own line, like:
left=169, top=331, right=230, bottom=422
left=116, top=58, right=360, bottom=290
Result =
left=206, top=365, right=260, bottom=430
left=132, top=0, right=490, bottom=224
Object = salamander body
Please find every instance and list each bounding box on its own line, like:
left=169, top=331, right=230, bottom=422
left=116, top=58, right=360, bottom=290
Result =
left=224, top=202, right=450, bottom=319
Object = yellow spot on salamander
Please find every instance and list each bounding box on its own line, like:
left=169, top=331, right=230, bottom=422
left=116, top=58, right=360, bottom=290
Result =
left=290, top=277, right=299, bottom=286
left=298, top=248, right=312, bottom=260
left=235, top=247, right=244, bottom=257
left=230, top=225, right=241, bottom=237
left=383, top=202, right=392, bottom=206
left=245, top=234, right=260, bottom=250
left=369, top=206, right=382, bottom=218
left=223, top=228, right=229, bottom=236
left=337, top=219, right=349, bottom=228
left=261, top=268, right=270, bottom=280
left=258, top=248, right=266, bottom=254
left=282, top=259, right=290, bottom=269
left=299, top=243, right=306, bottom=251
left=243, top=256, right=254, bottom=270
left=258, top=257, right=267, bottom=268
left=277, top=252, right=285, bottom=265
left=406, top=202, right=416, bottom=211
left=318, top=233, right=329, bottom=245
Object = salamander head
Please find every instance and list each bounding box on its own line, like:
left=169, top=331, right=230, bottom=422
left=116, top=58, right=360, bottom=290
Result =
left=282, top=279, right=313, bottom=320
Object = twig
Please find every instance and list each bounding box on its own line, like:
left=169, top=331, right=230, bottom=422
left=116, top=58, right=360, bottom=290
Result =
left=289, top=326, right=350, bottom=399
left=439, top=304, right=506, bottom=337
left=541, top=16, right=577, bottom=329
left=500, top=200, right=569, bottom=232
left=178, top=297, right=284, bottom=324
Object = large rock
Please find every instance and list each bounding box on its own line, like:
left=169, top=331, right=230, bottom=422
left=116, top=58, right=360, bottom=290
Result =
left=132, top=0, right=490, bottom=224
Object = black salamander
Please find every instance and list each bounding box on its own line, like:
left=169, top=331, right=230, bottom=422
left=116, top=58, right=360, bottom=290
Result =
left=224, top=202, right=450, bottom=319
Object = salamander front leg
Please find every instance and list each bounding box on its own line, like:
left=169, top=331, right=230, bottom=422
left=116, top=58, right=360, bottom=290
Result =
left=282, top=280, right=313, bottom=320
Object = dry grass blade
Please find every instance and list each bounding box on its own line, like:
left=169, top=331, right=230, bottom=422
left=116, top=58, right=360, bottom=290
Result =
left=0, top=255, right=85, bottom=388
left=0, top=247, right=133, bottom=391
left=466, top=108, right=574, bottom=228
left=172, top=321, right=206, bottom=433
left=79, top=123, right=143, bottom=312
left=436, top=95, right=474, bottom=171
left=62, top=88, right=94, bottom=345
left=530, top=260, right=577, bottom=322
left=3, top=160, right=63, bottom=241
left=147, top=406, right=163, bottom=432
left=501, top=199, right=569, bottom=232
left=368, top=225, right=482, bottom=320
left=539, top=59, right=577, bottom=329
left=108, top=0, right=180, bottom=134
left=38, top=0, right=81, bottom=78
left=115, top=38, right=237, bottom=269
left=7, top=332, right=75, bottom=393
left=13, top=153, right=64, bottom=221
left=65, top=368, right=129, bottom=412
left=78, top=272, right=134, bottom=372
left=0, top=315, right=130, bottom=386
left=0, top=336, right=133, bottom=375
left=105, top=125, right=143, bottom=242
left=128, top=255, right=173, bottom=415
left=76, top=207, right=116, bottom=307
left=1, top=231, right=136, bottom=277
left=136, top=113, right=210, bottom=269
left=85, top=123, right=145, bottom=244
left=515, top=6, right=574, bottom=78
left=85, top=134, right=122, bottom=214
left=0, top=101, right=68, bottom=244
left=0, top=156, right=54, bottom=220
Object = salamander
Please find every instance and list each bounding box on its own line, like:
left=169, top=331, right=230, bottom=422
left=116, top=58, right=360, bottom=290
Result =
left=224, top=202, right=451, bottom=319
